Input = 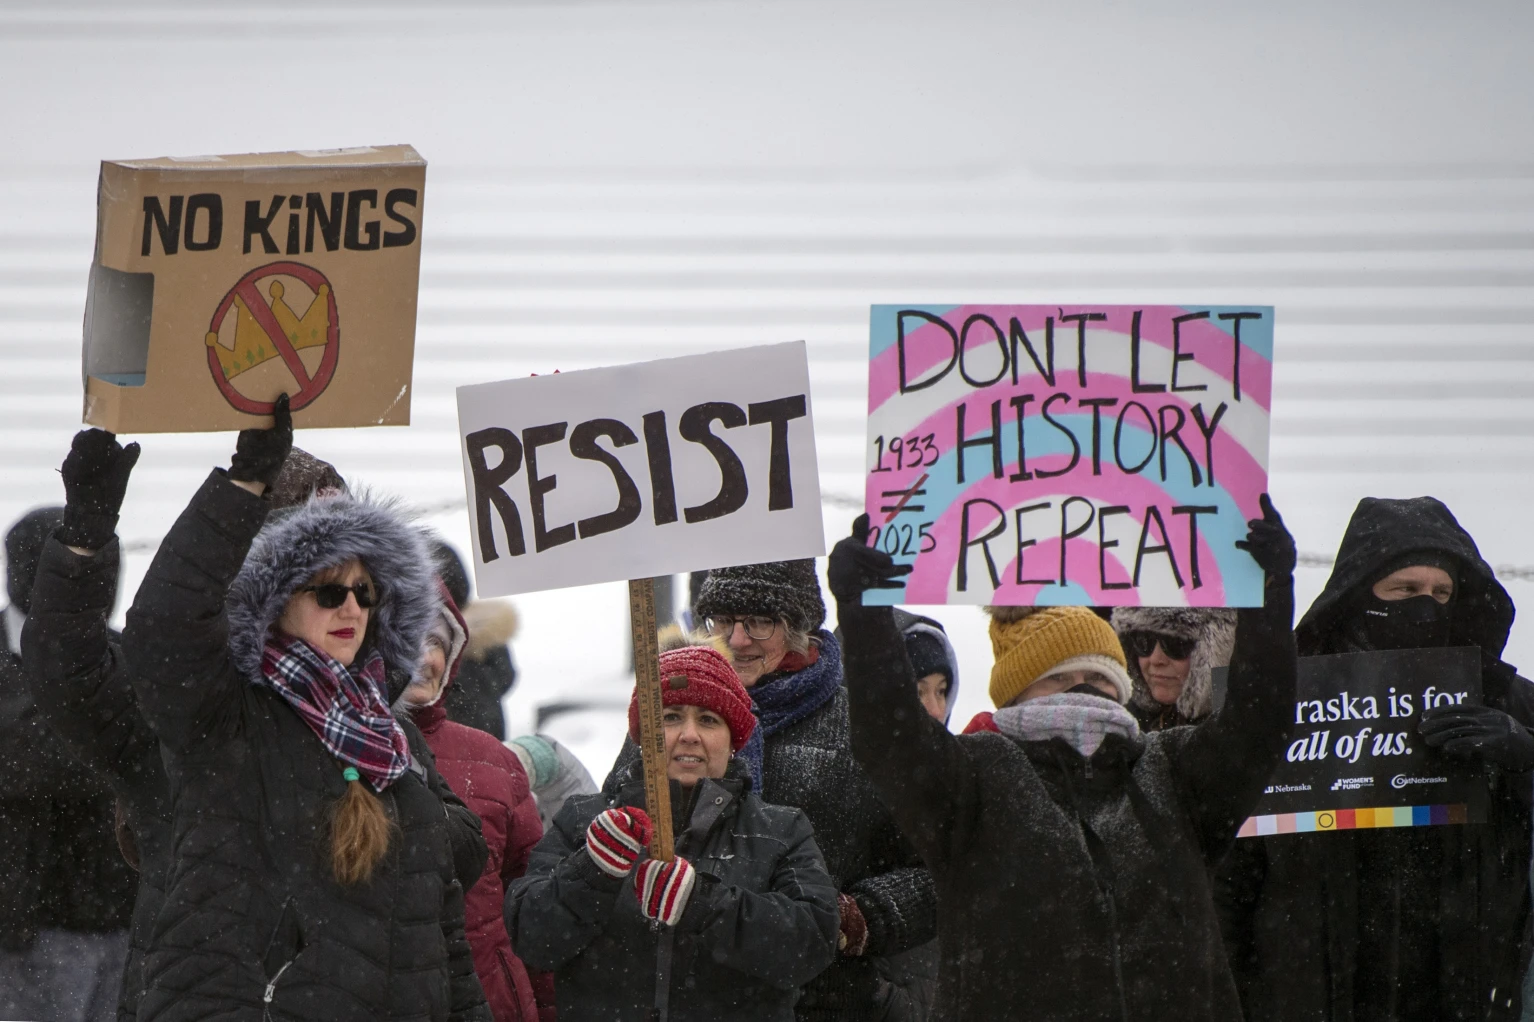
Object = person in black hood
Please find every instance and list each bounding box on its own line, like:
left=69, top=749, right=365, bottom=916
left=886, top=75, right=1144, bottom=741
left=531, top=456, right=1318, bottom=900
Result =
left=1, top=495, right=135, bottom=1022
left=1216, top=495, right=1534, bottom=1022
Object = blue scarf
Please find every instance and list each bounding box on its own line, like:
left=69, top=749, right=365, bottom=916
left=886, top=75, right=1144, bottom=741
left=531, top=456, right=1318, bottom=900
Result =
left=738, top=629, right=843, bottom=780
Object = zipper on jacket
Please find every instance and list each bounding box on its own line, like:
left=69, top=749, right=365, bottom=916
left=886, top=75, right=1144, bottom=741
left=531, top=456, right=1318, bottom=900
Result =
left=262, top=959, right=293, bottom=1022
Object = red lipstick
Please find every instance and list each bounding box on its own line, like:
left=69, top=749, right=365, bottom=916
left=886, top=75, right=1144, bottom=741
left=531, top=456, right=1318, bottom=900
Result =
left=328, top=628, right=356, bottom=639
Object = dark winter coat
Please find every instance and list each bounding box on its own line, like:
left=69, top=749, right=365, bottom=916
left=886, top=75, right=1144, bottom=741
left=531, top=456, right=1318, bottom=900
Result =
left=506, top=761, right=840, bottom=1021
left=21, top=535, right=172, bottom=1021
left=609, top=644, right=939, bottom=1021
left=1, top=608, right=136, bottom=957
left=414, top=700, right=543, bottom=1021
left=1216, top=496, right=1534, bottom=1022
left=1110, top=606, right=1237, bottom=732
left=838, top=578, right=1297, bottom=1022
left=123, top=471, right=491, bottom=1022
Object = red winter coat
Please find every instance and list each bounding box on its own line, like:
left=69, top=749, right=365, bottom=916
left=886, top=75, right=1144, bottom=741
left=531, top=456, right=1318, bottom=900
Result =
left=415, top=701, right=543, bottom=1021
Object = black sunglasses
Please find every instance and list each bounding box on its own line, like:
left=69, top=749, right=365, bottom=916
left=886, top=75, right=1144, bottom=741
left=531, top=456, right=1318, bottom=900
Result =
left=1123, top=631, right=1196, bottom=660
left=300, top=581, right=380, bottom=610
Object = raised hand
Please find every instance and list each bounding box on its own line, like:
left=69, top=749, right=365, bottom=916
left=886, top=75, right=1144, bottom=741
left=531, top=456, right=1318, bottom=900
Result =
left=634, top=855, right=696, bottom=926
left=228, top=393, right=294, bottom=492
left=59, top=428, right=141, bottom=551
left=1234, top=493, right=1296, bottom=581
left=584, top=806, right=653, bottom=877
left=828, top=513, right=914, bottom=603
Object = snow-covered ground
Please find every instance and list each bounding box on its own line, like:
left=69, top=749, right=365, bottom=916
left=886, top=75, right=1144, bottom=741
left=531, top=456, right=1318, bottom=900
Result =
left=4, top=0, right=1534, bottom=782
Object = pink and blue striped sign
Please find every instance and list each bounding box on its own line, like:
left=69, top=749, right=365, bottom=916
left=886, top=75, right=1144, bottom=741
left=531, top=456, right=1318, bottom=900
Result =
left=862, top=305, right=1273, bottom=607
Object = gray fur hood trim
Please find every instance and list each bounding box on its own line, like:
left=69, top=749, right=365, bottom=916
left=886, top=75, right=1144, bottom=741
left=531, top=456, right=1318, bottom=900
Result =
left=1110, top=606, right=1237, bottom=721
left=227, top=490, right=436, bottom=685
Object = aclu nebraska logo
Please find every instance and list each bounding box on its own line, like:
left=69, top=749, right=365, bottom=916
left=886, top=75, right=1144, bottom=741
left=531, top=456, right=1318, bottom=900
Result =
left=1264, top=784, right=1312, bottom=794
left=1330, top=777, right=1374, bottom=792
left=1392, top=774, right=1450, bottom=790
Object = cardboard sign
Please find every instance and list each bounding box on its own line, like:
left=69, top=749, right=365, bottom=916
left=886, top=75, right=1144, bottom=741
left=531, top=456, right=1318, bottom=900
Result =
left=1231, top=647, right=1486, bottom=837
left=82, top=145, right=426, bottom=433
left=457, top=342, right=825, bottom=597
left=861, top=305, right=1273, bottom=607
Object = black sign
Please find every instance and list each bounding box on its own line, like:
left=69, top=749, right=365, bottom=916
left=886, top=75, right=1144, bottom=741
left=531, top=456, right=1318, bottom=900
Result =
left=1216, top=647, right=1486, bottom=824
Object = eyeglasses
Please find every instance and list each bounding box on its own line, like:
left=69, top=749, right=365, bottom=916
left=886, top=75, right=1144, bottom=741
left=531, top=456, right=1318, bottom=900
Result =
left=300, top=581, right=380, bottom=610
left=704, top=615, right=779, bottom=641
left=1122, top=631, right=1196, bottom=660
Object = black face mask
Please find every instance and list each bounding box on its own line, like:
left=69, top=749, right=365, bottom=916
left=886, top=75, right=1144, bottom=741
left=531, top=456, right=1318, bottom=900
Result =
left=1344, top=594, right=1453, bottom=651
left=1067, top=682, right=1120, bottom=702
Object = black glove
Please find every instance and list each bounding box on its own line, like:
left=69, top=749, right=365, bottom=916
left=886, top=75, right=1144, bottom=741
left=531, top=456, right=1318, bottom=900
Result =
left=58, top=428, right=140, bottom=550
left=828, top=514, right=912, bottom=603
left=228, top=393, right=293, bottom=490
left=1234, top=493, right=1296, bottom=582
left=1420, top=704, right=1534, bottom=771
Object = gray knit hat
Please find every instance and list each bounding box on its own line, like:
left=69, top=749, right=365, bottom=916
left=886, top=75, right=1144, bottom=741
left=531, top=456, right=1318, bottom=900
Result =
left=694, top=559, right=826, bottom=634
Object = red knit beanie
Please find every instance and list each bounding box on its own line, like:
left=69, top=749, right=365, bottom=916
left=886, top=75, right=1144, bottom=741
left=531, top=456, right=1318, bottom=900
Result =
left=627, top=646, right=758, bottom=752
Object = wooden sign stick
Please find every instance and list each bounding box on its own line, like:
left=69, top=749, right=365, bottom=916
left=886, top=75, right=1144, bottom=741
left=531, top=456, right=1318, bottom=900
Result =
left=627, top=577, right=674, bottom=861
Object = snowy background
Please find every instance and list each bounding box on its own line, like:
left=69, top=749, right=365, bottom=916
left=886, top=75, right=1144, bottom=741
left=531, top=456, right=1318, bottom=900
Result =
left=3, top=0, right=1534, bottom=777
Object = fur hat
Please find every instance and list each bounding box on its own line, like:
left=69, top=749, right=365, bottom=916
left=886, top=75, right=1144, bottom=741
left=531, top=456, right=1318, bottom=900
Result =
left=227, top=491, right=437, bottom=690
left=694, top=559, right=825, bottom=634
left=1110, top=606, right=1237, bottom=722
left=985, top=605, right=1132, bottom=707
left=6, top=506, right=64, bottom=613
left=627, top=645, right=758, bottom=751
left=462, top=598, right=518, bottom=662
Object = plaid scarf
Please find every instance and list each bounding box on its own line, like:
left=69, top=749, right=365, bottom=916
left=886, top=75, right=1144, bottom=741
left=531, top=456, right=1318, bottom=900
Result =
left=260, top=634, right=411, bottom=791
left=992, top=693, right=1141, bottom=759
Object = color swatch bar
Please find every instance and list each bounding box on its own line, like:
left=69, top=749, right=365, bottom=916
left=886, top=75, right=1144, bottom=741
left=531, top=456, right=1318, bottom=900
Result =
left=1237, top=804, right=1468, bottom=839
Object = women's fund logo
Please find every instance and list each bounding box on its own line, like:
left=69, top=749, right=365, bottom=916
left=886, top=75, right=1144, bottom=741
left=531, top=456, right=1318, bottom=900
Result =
left=205, top=261, right=339, bottom=415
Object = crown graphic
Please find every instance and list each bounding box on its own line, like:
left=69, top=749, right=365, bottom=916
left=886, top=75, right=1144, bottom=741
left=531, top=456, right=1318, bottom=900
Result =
left=206, top=279, right=331, bottom=380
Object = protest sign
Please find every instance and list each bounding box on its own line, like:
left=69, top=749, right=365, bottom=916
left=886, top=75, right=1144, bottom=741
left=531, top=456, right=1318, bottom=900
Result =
left=861, top=305, right=1272, bottom=607
left=82, top=145, right=425, bottom=433
left=457, top=342, right=825, bottom=597
left=1229, top=647, right=1486, bottom=837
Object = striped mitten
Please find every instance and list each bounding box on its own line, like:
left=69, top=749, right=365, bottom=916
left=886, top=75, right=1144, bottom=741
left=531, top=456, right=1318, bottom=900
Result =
left=634, top=856, right=696, bottom=927
left=584, top=807, right=653, bottom=877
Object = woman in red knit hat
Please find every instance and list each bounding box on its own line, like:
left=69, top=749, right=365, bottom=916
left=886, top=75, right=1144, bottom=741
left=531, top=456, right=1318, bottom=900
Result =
left=506, top=646, right=840, bottom=1022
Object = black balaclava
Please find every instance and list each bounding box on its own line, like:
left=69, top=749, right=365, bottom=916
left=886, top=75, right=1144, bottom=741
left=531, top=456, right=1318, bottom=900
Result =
left=1340, top=550, right=1460, bottom=652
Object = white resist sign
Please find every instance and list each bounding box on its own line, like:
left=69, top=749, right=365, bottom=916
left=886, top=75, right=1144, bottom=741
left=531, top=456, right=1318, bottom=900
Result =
left=457, top=342, right=826, bottom=597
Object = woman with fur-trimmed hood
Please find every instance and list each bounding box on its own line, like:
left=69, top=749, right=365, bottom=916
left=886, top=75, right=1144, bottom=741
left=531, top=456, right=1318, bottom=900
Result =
left=123, top=403, right=491, bottom=1022
left=1110, top=607, right=1237, bottom=731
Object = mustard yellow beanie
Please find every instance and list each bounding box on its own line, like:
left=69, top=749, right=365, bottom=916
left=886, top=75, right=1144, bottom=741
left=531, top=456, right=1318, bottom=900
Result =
left=987, top=606, right=1131, bottom=708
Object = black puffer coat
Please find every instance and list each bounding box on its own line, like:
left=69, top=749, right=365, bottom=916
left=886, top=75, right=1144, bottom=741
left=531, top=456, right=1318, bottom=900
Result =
left=507, top=761, right=840, bottom=1021
left=123, top=471, right=490, bottom=1022
left=21, top=535, right=171, bottom=1021
left=1216, top=496, right=1534, bottom=1022
left=609, top=674, right=939, bottom=1020
left=838, top=577, right=1296, bottom=1022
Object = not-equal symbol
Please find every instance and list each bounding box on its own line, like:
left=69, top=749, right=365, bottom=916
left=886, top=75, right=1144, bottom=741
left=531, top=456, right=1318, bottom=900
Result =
left=880, top=472, right=929, bottom=523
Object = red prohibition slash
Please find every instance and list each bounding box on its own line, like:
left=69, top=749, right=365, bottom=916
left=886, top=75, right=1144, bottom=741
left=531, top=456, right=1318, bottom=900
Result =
left=205, top=261, right=340, bottom=415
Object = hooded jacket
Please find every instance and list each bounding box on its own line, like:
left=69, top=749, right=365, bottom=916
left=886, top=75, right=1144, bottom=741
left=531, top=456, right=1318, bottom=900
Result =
left=838, top=573, right=1297, bottom=1021
left=893, top=609, right=959, bottom=724
left=1216, top=496, right=1534, bottom=1022
left=1110, top=607, right=1237, bottom=731
left=20, top=535, right=169, bottom=1021
left=409, top=588, right=544, bottom=1022
left=0, top=509, right=136, bottom=965
left=123, top=471, right=491, bottom=1022
left=506, top=760, right=840, bottom=1021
